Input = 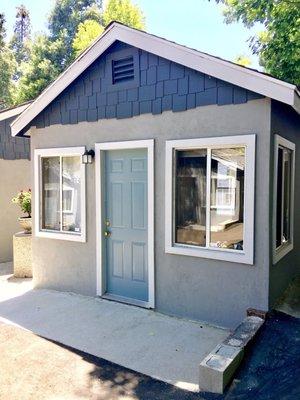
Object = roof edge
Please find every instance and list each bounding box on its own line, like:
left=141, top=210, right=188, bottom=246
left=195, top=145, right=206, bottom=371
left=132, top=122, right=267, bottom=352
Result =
left=11, top=22, right=300, bottom=136
left=0, top=101, right=33, bottom=122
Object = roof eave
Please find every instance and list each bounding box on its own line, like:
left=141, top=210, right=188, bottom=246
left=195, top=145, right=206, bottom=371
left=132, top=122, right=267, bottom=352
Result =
left=11, top=22, right=300, bottom=136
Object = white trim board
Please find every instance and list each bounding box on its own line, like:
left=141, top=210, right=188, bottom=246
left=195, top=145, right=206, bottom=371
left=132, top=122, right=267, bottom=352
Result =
left=165, top=134, right=256, bottom=265
left=34, top=147, right=86, bottom=242
left=11, top=22, right=300, bottom=136
left=272, top=134, right=295, bottom=265
left=95, top=139, right=155, bottom=308
left=0, top=102, right=32, bottom=122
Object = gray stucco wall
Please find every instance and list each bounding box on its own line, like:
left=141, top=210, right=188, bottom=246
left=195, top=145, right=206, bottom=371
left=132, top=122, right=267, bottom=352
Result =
left=30, top=98, right=271, bottom=328
left=269, top=100, right=300, bottom=306
left=0, top=158, right=31, bottom=262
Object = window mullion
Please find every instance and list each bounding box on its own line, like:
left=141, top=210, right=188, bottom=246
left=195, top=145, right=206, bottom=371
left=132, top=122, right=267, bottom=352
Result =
left=206, top=148, right=211, bottom=248
left=60, top=156, right=63, bottom=233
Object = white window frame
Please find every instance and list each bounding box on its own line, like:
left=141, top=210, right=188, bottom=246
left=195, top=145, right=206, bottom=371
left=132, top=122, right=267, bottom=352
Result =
left=165, top=134, right=256, bottom=265
left=34, top=147, right=86, bottom=242
left=273, top=135, right=295, bottom=264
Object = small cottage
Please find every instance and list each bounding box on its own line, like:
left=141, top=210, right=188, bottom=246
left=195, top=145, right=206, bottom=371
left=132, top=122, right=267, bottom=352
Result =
left=11, top=23, right=300, bottom=327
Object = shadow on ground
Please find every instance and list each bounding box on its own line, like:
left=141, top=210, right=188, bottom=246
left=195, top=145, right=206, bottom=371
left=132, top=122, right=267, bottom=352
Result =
left=35, top=310, right=299, bottom=400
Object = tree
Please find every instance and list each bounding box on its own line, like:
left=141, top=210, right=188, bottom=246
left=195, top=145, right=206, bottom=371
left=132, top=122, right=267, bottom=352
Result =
left=103, top=0, right=145, bottom=29
left=14, top=34, right=65, bottom=104
left=214, top=0, right=300, bottom=85
left=48, top=0, right=103, bottom=67
left=0, top=48, right=16, bottom=109
left=0, top=14, right=16, bottom=109
left=10, top=5, right=31, bottom=79
left=72, top=19, right=104, bottom=57
left=233, top=54, right=252, bottom=67
left=0, top=12, right=5, bottom=49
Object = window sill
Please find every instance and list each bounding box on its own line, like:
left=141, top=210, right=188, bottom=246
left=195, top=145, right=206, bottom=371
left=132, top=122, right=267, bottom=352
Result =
left=165, top=244, right=253, bottom=265
left=273, top=242, right=293, bottom=265
left=36, top=230, right=86, bottom=243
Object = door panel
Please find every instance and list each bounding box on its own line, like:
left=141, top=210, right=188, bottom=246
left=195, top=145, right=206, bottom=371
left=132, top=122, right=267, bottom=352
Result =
left=105, top=148, right=148, bottom=302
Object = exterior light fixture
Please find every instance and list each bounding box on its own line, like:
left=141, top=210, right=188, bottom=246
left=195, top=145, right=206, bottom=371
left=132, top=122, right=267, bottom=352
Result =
left=82, top=149, right=95, bottom=164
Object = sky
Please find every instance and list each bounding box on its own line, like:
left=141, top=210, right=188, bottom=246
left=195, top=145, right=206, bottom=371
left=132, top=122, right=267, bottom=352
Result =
left=1, top=0, right=261, bottom=69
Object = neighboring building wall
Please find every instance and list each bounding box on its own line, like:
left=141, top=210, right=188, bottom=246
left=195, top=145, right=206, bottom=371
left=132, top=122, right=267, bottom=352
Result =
left=0, top=159, right=31, bottom=263
left=0, top=115, right=30, bottom=263
left=30, top=98, right=271, bottom=328
left=269, top=100, right=300, bottom=306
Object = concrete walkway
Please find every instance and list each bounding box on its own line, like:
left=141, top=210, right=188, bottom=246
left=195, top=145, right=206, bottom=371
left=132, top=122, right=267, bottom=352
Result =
left=0, top=263, right=228, bottom=392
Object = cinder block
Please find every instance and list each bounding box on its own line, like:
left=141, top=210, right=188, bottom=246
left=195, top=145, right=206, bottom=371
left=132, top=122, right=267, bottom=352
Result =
left=199, top=344, right=244, bottom=394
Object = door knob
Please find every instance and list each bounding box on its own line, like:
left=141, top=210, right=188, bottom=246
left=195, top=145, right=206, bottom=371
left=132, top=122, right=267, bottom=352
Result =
left=104, top=230, right=111, bottom=237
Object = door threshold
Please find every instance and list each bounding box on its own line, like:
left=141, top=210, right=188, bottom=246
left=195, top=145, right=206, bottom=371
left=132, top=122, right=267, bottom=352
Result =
left=102, top=293, right=151, bottom=309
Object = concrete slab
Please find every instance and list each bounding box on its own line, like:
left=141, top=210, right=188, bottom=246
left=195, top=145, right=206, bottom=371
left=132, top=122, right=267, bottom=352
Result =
left=0, top=266, right=228, bottom=392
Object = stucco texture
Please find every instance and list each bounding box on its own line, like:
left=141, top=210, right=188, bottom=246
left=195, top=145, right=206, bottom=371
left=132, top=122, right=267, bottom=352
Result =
left=0, top=159, right=31, bottom=263
left=30, top=98, right=271, bottom=328
left=269, top=101, right=300, bottom=306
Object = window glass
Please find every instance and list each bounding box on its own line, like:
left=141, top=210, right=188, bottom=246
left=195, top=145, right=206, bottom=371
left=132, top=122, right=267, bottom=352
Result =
left=175, top=149, right=207, bottom=247
left=41, top=155, right=82, bottom=235
left=62, top=156, right=81, bottom=233
left=42, top=157, right=60, bottom=231
left=210, top=148, right=245, bottom=250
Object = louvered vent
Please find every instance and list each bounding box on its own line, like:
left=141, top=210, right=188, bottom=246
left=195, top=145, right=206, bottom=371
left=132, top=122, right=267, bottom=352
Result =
left=112, top=56, right=134, bottom=84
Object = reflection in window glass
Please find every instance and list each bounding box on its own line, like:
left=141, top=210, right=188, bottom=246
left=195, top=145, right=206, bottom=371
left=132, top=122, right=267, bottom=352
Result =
left=42, top=157, right=60, bottom=231
left=276, top=147, right=292, bottom=249
left=175, top=149, right=207, bottom=247
left=62, top=156, right=81, bottom=233
left=210, top=148, right=245, bottom=250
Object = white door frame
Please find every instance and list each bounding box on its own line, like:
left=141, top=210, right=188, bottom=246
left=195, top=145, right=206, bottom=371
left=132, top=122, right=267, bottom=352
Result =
left=95, top=139, right=155, bottom=308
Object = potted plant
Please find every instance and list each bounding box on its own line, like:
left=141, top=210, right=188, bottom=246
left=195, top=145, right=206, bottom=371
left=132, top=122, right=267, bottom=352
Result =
left=12, top=189, right=32, bottom=234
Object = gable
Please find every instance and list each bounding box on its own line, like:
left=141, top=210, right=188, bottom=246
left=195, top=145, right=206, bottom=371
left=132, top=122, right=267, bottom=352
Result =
left=12, top=22, right=299, bottom=136
left=0, top=115, right=30, bottom=160
left=32, top=41, right=263, bottom=129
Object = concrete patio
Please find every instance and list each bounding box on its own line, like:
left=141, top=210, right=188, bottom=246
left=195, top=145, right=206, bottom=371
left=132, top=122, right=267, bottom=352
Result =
left=0, top=262, right=228, bottom=392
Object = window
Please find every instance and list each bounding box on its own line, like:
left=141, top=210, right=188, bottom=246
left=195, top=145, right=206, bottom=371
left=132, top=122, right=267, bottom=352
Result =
left=273, top=135, right=295, bottom=264
left=165, top=135, right=255, bottom=264
left=34, top=147, right=86, bottom=242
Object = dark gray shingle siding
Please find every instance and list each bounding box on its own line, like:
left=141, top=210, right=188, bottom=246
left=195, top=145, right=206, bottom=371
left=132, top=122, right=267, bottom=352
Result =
left=32, top=42, right=263, bottom=128
left=0, top=116, right=30, bottom=160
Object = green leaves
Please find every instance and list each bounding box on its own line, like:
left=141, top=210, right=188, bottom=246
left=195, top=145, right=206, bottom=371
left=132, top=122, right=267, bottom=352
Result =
left=216, top=0, right=300, bottom=85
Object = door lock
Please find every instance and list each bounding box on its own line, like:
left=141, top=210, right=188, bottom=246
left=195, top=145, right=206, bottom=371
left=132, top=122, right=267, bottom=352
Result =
left=105, top=220, right=110, bottom=227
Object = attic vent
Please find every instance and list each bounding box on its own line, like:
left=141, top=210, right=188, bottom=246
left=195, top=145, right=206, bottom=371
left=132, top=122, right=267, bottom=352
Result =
left=112, top=56, right=134, bottom=84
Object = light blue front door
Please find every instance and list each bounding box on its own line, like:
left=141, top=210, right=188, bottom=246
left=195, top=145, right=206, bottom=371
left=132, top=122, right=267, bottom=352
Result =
left=105, top=148, right=148, bottom=302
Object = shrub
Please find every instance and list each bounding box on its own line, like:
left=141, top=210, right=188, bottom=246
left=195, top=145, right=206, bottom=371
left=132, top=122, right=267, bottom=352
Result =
left=12, top=189, right=31, bottom=217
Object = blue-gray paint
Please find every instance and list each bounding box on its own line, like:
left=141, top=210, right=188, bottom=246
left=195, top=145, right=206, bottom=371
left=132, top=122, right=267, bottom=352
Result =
left=105, top=148, right=148, bottom=302
left=0, top=115, right=30, bottom=160
left=32, top=41, right=263, bottom=129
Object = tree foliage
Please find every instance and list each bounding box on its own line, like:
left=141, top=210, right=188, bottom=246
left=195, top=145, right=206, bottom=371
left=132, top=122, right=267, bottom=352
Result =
left=233, top=54, right=252, bottom=67
left=214, top=0, right=300, bottom=85
left=103, top=0, right=145, bottom=29
left=73, top=19, right=104, bottom=57
left=9, top=5, right=31, bottom=79
left=2, top=0, right=147, bottom=106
